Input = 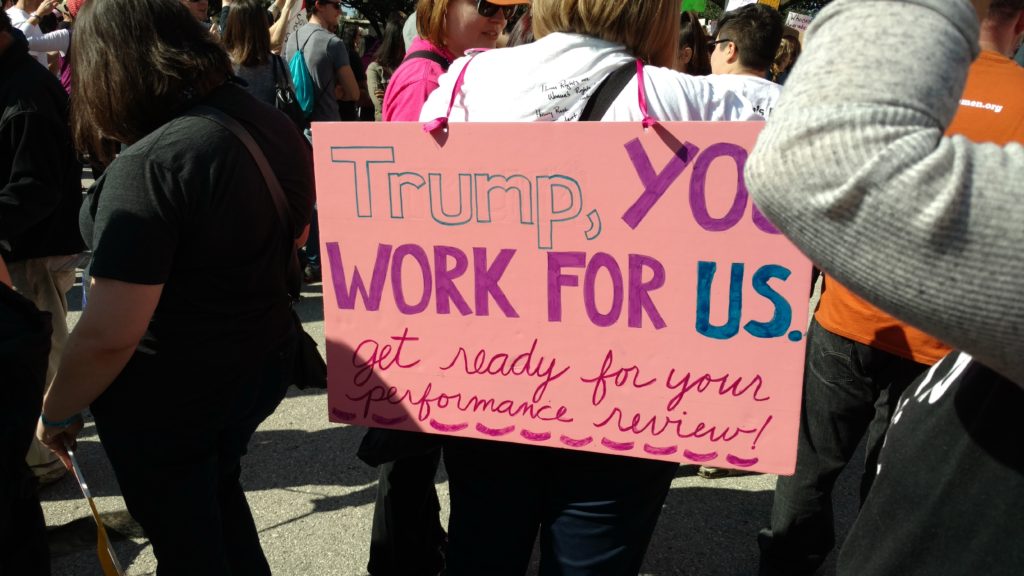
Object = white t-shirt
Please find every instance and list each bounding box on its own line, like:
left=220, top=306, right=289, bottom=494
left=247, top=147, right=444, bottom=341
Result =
left=6, top=7, right=70, bottom=67
left=420, top=32, right=767, bottom=123
left=705, top=73, right=782, bottom=118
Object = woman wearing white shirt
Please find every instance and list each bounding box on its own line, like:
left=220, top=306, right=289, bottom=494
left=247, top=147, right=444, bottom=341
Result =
left=419, top=1, right=765, bottom=574
left=6, top=0, right=69, bottom=66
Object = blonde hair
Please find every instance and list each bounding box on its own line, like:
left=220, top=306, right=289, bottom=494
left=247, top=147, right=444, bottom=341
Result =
left=415, top=0, right=450, bottom=50
left=531, top=0, right=679, bottom=67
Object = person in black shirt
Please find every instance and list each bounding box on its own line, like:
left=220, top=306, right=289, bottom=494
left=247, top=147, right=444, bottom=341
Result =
left=34, top=1, right=313, bottom=573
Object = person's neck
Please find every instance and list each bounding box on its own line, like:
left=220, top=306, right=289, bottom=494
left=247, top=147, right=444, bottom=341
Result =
left=309, top=14, right=332, bottom=33
left=979, top=19, right=1019, bottom=57
left=979, top=36, right=1013, bottom=57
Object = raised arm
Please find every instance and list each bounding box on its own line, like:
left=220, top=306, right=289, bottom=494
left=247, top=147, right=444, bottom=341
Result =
left=745, top=0, right=1024, bottom=383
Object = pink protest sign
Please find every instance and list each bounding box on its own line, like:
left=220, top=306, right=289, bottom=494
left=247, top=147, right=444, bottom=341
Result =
left=315, top=121, right=811, bottom=475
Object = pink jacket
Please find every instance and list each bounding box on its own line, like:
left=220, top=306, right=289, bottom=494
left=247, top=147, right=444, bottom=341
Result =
left=381, top=38, right=454, bottom=122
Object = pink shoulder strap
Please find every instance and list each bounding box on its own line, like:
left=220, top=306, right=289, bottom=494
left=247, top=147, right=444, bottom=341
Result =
left=423, top=50, right=486, bottom=133
left=636, top=59, right=657, bottom=129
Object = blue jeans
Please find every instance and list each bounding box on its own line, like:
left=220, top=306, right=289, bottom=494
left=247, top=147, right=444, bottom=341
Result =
left=758, top=318, right=928, bottom=575
left=443, top=438, right=677, bottom=575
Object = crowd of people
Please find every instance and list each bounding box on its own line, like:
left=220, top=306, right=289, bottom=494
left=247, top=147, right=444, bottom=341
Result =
left=1, top=0, right=1021, bottom=574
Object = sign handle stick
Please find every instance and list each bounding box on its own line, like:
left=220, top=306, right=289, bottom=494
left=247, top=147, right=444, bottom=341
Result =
left=65, top=441, right=126, bottom=576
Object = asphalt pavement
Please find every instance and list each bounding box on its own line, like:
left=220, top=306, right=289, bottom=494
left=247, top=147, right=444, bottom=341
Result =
left=40, top=274, right=860, bottom=576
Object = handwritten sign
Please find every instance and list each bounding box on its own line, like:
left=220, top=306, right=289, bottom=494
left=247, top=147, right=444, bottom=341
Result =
left=315, top=122, right=810, bottom=475
left=279, top=2, right=307, bottom=53
left=785, top=11, right=813, bottom=32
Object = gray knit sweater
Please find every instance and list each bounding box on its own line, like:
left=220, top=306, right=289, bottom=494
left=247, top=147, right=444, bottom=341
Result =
left=745, top=0, right=1023, bottom=385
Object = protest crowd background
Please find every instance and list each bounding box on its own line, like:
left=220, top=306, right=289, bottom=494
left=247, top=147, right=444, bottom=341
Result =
left=1, top=0, right=1022, bottom=574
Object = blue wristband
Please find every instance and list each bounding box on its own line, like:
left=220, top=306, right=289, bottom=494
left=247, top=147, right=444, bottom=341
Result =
left=40, top=413, right=82, bottom=428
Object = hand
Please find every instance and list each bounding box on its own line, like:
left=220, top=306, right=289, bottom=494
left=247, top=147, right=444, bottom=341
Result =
left=374, top=89, right=385, bottom=101
left=33, top=0, right=59, bottom=18
left=35, top=415, right=84, bottom=471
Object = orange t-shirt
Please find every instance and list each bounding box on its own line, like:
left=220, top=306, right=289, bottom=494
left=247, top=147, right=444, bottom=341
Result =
left=815, top=50, right=1024, bottom=365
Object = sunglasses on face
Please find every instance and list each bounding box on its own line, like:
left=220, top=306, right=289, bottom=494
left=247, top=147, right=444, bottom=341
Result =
left=707, top=38, right=732, bottom=53
left=476, top=0, right=518, bottom=20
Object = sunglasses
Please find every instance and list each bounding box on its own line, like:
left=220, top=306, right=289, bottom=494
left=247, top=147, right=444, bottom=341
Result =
left=476, top=0, right=518, bottom=20
left=707, top=38, right=732, bottom=53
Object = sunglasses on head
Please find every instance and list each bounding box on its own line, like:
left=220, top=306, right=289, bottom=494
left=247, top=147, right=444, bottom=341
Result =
left=476, top=0, right=518, bottom=20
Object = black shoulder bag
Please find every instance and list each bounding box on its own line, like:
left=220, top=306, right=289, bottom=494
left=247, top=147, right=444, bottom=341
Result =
left=271, top=54, right=308, bottom=131
left=190, top=105, right=327, bottom=390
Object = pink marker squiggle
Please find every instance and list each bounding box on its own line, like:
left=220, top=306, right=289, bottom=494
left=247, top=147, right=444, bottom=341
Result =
left=521, top=429, right=551, bottom=442
left=476, top=423, right=516, bottom=437
left=429, top=419, right=468, bottom=433
left=560, top=435, right=593, bottom=448
left=371, top=414, right=408, bottom=426
left=331, top=408, right=356, bottom=421
left=725, top=454, right=759, bottom=468
left=683, top=450, right=718, bottom=463
left=601, top=438, right=635, bottom=451
left=643, top=444, right=678, bottom=456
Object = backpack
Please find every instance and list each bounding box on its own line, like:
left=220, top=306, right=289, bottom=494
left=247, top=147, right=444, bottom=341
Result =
left=289, top=30, right=318, bottom=119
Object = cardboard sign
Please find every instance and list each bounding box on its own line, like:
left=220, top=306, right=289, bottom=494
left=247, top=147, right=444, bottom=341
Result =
left=725, top=0, right=757, bottom=11
left=279, top=2, right=307, bottom=53
left=316, top=122, right=811, bottom=474
left=785, top=11, right=813, bottom=31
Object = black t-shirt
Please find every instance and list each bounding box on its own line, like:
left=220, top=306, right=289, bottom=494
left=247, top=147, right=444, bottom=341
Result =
left=81, top=83, right=314, bottom=385
left=838, top=352, right=1024, bottom=575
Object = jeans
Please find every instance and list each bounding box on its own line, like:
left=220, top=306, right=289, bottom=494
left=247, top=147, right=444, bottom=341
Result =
left=443, top=438, right=677, bottom=576
left=93, top=335, right=296, bottom=576
left=759, top=318, right=929, bottom=575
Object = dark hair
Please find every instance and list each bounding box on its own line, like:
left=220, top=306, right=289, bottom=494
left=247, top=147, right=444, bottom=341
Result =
left=506, top=7, right=534, bottom=48
left=342, top=23, right=361, bottom=51
left=989, top=0, right=1024, bottom=21
left=0, top=6, right=9, bottom=32
left=715, top=4, right=783, bottom=73
left=679, top=11, right=710, bottom=75
left=374, top=18, right=406, bottom=72
left=222, top=0, right=270, bottom=67
left=71, top=0, right=232, bottom=163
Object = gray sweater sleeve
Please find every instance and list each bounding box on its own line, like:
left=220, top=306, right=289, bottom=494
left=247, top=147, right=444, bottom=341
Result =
left=745, top=0, right=1024, bottom=385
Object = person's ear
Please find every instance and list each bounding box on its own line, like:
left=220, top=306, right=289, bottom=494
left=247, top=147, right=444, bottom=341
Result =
left=726, top=42, right=739, bottom=64
left=680, top=46, right=693, bottom=66
left=1013, top=9, right=1024, bottom=37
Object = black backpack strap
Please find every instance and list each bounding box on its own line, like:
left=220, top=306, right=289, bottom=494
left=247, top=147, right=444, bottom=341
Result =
left=579, top=60, right=638, bottom=121
left=404, top=50, right=452, bottom=72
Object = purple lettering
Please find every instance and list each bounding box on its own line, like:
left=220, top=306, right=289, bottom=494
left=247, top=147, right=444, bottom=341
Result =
left=689, top=143, right=748, bottom=232
left=547, top=251, right=586, bottom=322
left=391, top=245, right=431, bottom=314
left=621, top=138, right=700, bottom=229
left=583, top=252, right=623, bottom=327
left=434, top=246, right=473, bottom=315
left=473, top=248, right=518, bottom=318
left=628, top=254, right=666, bottom=329
left=326, top=242, right=391, bottom=311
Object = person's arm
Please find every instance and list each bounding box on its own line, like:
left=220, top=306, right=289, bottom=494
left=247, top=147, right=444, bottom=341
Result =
left=269, top=0, right=299, bottom=54
left=367, top=63, right=386, bottom=115
left=0, top=112, right=67, bottom=239
left=36, top=277, right=163, bottom=457
left=15, top=0, right=57, bottom=33
left=24, top=27, right=70, bottom=54
left=745, top=0, right=1024, bottom=384
left=335, top=65, right=360, bottom=102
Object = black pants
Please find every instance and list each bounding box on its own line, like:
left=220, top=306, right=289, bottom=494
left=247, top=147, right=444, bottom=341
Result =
left=368, top=449, right=446, bottom=576
left=759, top=319, right=928, bottom=575
left=443, top=438, right=677, bottom=576
left=92, top=337, right=296, bottom=576
left=0, top=283, right=51, bottom=576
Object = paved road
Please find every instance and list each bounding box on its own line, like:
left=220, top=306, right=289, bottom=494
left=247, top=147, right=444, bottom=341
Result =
left=41, top=276, right=861, bottom=576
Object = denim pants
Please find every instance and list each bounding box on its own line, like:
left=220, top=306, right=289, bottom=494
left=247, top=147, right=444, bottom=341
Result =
left=759, top=319, right=928, bottom=575
left=93, top=336, right=296, bottom=576
left=443, top=438, right=677, bottom=576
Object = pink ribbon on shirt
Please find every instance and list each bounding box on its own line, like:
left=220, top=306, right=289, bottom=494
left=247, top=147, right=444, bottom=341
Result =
left=423, top=51, right=486, bottom=134
left=636, top=59, right=657, bottom=129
